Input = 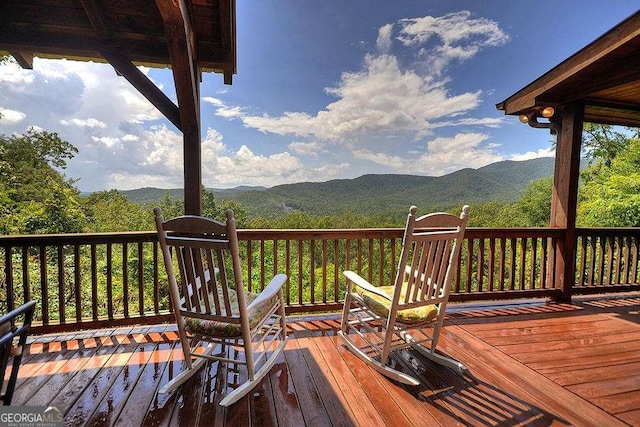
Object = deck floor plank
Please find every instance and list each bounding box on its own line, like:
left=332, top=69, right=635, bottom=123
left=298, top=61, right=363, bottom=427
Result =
left=280, top=326, right=333, bottom=426
left=7, top=295, right=640, bottom=426
left=141, top=343, right=184, bottom=427
left=64, top=327, right=149, bottom=426
left=114, top=328, right=177, bottom=426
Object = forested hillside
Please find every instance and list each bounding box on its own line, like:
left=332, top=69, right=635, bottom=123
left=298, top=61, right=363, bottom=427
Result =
left=121, top=157, right=555, bottom=218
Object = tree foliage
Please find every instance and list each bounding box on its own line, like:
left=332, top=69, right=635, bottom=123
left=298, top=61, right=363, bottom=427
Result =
left=579, top=136, right=640, bottom=226
left=581, top=123, right=631, bottom=166
left=0, top=128, right=85, bottom=234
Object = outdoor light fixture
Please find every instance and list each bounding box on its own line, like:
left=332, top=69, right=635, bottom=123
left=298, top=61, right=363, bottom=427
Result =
left=519, top=106, right=559, bottom=135
left=541, top=106, right=555, bottom=118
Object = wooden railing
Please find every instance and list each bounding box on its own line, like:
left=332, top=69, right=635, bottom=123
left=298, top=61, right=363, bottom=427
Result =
left=575, top=228, right=640, bottom=294
left=1, top=227, right=639, bottom=333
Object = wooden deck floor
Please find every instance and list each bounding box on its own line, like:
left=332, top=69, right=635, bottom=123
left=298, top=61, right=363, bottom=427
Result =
left=10, top=294, right=640, bottom=426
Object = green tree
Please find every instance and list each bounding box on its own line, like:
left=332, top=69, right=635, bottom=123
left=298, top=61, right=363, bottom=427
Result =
left=0, top=128, right=85, bottom=234
left=581, top=123, right=630, bottom=166
left=460, top=201, right=514, bottom=227
left=83, top=189, right=150, bottom=232
left=515, top=176, right=553, bottom=227
left=579, top=137, right=640, bottom=226
left=202, top=189, right=248, bottom=227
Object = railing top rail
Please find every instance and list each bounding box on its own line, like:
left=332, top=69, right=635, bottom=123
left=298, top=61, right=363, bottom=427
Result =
left=0, top=232, right=157, bottom=246
left=575, top=227, right=640, bottom=237
left=1, top=227, right=637, bottom=247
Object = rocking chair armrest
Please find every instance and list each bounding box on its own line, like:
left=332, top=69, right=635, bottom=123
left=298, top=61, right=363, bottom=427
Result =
left=343, top=270, right=391, bottom=301
left=246, top=273, right=287, bottom=310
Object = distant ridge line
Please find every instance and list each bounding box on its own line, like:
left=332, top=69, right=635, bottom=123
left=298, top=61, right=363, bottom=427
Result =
left=117, top=157, right=555, bottom=218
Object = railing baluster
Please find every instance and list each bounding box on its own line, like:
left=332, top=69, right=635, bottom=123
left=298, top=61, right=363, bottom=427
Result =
left=333, top=239, right=339, bottom=303
left=260, top=239, right=266, bottom=291
left=509, top=238, right=517, bottom=291
left=4, top=246, right=14, bottom=313
left=322, top=239, right=327, bottom=303
left=40, top=246, right=48, bottom=325
left=57, top=245, right=65, bottom=323
left=91, top=244, right=98, bottom=320
left=247, top=239, right=253, bottom=293
left=138, top=241, right=144, bottom=316
left=588, top=237, right=596, bottom=286
left=623, top=236, right=631, bottom=284
left=310, top=240, right=316, bottom=304
left=541, top=238, right=548, bottom=289
left=367, top=239, right=374, bottom=285
left=578, top=237, right=587, bottom=286
left=499, top=238, right=506, bottom=291
left=615, top=236, right=622, bottom=285
left=530, top=238, right=537, bottom=290
left=106, top=243, right=113, bottom=321
left=465, top=239, right=473, bottom=293
left=488, top=238, right=495, bottom=292
left=21, top=246, right=30, bottom=304
left=633, top=237, right=639, bottom=284
left=153, top=242, right=160, bottom=314
left=297, top=240, right=303, bottom=305
left=123, top=242, right=129, bottom=318
left=597, top=237, right=605, bottom=286
left=477, top=238, right=485, bottom=292
left=74, top=244, right=81, bottom=322
left=285, top=240, right=291, bottom=305
left=519, top=238, right=526, bottom=290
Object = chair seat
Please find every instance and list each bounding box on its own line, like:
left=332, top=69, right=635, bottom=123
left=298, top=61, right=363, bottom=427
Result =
left=355, top=285, right=438, bottom=325
left=186, top=288, right=278, bottom=338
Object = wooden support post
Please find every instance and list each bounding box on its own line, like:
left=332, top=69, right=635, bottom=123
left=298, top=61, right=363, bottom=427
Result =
left=157, top=0, right=202, bottom=215
left=549, top=102, right=584, bottom=302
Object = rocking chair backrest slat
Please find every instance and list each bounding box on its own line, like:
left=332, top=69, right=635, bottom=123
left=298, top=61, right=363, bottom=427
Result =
left=394, top=206, right=469, bottom=308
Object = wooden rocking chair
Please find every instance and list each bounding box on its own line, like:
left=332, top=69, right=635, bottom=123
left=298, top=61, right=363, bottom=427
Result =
left=154, top=207, right=287, bottom=407
left=339, top=205, right=470, bottom=385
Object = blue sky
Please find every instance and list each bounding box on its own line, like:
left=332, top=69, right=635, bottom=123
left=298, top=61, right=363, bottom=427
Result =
left=1, top=2, right=638, bottom=192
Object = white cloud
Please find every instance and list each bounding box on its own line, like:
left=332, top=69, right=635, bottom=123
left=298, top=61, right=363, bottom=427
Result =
left=60, top=118, right=107, bottom=128
left=352, top=149, right=408, bottom=169
left=0, top=108, right=26, bottom=124
left=203, top=96, right=224, bottom=107
left=289, top=141, right=327, bottom=157
left=215, top=105, right=244, bottom=119
left=239, top=54, right=481, bottom=141
left=142, top=125, right=183, bottom=169
left=91, top=136, right=121, bottom=149
left=510, top=147, right=555, bottom=161
left=397, top=11, right=509, bottom=74
left=0, top=61, right=34, bottom=85
left=376, top=23, right=394, bottom=53
left=353, top=132, right=505, bottom=177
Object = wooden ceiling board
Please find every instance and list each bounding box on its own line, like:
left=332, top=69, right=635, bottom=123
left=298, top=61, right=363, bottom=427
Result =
left=0, top=0, right=235, bottom=74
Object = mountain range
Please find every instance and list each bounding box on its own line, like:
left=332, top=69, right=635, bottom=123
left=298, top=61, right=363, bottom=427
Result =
left=120, top=157, right=556, bottom=219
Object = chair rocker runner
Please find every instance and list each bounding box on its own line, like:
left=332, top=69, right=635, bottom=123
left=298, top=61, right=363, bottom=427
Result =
left=339, top=205, right=470, bottom=386
left=154, top=207, right=287, bottom=407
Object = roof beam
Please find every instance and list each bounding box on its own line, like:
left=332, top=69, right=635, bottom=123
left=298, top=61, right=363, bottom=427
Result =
left=79, top=0, right=112, bottom=39
left=10, top=51, right=33, bottom=69
left=100, top=50, right=182, bottom=132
